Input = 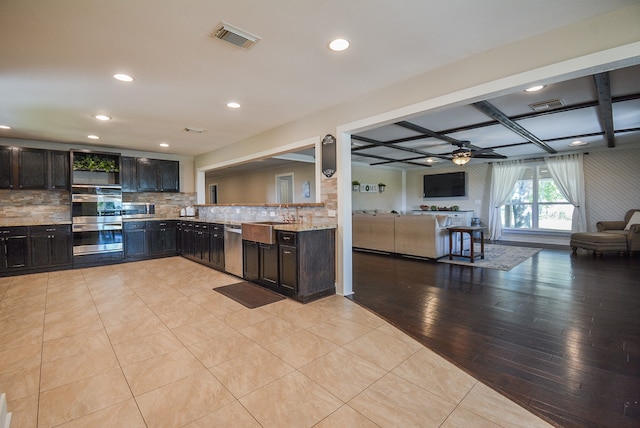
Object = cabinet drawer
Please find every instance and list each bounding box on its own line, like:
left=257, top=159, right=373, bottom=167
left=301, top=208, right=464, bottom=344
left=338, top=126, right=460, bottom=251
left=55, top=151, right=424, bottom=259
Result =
left=124, top=221, right=147, bottom=230
left=30, top=225, right=71, bottom=235
left=193, top=222, right=208, bottom=231
left=0, top=226, right=28, bottom=237
left=277, top=231, right=296, bottom=245
left=147, top=220, right=176, bottom=230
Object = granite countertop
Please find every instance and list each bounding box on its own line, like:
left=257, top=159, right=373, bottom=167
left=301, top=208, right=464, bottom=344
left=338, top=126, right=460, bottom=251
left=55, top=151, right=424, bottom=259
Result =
left=1, top=217, right=337, bottom=232
left=1, top=219, right=72, bottom=227
left=170, top=217, right=337, bottom=231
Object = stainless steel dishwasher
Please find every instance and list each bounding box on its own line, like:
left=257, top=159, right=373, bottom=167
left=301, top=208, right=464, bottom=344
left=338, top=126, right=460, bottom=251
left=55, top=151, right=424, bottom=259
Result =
left=224, top=224, right=243, bottom=277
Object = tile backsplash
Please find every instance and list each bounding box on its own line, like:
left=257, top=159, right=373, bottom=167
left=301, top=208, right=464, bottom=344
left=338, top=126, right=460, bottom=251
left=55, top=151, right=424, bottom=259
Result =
left=0, top=190, right=197, bottom=224
left=0, top=190, right=71, bottom=223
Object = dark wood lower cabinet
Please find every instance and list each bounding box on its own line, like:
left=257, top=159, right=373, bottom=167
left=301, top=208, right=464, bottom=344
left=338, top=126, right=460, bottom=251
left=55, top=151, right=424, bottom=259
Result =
left=148, top=221, right=177, bottom=257
left=278, top=244, right=297, bottom=292
left=176, top=221, right=227, bottom=272
left=29, top=225, right=72, bottom=268
left=1, top=225, right=71, bottom=276
left=242, top=240, right=259, bottom=281
left=209, top=225, right=225, bottom=270
left=125, top=220, right=178, bottom=261
left=0, top=227, right=29, bottom=273
left=242, top=228, right=335, bottom=303
left=124, top=222, right=147, bottom=260
left=259, top=243, right=279, bottom=288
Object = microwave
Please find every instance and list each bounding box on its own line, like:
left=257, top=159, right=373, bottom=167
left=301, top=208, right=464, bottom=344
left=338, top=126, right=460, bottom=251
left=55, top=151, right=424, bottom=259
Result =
left=121, top=202, right=155, bottom=218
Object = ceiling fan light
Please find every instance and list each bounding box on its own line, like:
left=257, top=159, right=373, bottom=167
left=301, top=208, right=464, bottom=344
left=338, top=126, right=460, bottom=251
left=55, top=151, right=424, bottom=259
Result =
left=452, top=157, right=470, bottom=165
left=451, top=148, right=471, bottom=165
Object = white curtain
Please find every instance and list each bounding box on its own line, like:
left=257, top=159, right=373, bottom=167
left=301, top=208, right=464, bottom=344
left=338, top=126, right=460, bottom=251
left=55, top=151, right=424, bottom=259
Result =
left=488, top=160, right=525, bottom=240
left=546, top=153, right=587, bottom=233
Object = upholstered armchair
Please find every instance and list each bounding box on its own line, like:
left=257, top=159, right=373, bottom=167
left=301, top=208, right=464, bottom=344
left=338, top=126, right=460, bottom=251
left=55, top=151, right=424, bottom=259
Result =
left=597, top=209, right=640, bottom=254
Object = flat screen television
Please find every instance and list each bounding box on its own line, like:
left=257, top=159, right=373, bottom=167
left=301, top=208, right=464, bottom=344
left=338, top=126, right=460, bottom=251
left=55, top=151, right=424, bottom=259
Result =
left=423, top=172, right=466, bottom=198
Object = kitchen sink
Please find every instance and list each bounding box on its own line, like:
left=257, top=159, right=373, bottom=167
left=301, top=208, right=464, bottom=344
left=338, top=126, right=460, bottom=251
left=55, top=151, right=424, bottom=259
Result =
left=241, top=221, right=285, bottom=244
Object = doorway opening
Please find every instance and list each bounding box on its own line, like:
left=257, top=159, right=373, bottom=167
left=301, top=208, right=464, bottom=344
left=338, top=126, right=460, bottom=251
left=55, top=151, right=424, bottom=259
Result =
left=276, top=173, right=294, bottom=204
left=208, top=184, right=218, bottom=204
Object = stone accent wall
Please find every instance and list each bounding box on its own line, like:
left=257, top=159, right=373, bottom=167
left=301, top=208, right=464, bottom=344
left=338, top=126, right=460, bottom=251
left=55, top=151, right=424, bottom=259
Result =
left=0, top=190, right=197, bottom=224
left=123, top=192, right=197, bottom=218
left=0, top=190, right=71, bottom=223
left=321, top=176, right=337, bottom=214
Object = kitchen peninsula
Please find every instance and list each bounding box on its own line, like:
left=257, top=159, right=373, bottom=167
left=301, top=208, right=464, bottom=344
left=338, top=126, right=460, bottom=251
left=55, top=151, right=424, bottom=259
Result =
left=186, top=202, right=337, bottom=303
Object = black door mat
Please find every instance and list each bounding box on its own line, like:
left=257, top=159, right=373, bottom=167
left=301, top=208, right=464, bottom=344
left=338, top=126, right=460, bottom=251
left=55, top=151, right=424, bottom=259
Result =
left=214, top=282, right=285, bottom=309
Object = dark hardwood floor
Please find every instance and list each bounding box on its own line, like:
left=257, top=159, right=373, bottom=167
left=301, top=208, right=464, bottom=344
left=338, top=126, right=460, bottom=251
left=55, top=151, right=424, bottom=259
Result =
left=350, top=245, right=640, bottom=428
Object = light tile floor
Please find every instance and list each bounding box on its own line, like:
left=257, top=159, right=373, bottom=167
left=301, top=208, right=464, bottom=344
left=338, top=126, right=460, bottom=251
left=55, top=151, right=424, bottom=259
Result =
left=0, top=257, right=554, bottom=427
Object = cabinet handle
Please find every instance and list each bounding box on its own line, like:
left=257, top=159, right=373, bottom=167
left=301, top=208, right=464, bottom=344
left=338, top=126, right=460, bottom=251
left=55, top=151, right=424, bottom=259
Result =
left=282, top=235, right=291, bottom=241
left=46, top=228, right=55, bottom=232
left=283, top=250, right=292, bottom=255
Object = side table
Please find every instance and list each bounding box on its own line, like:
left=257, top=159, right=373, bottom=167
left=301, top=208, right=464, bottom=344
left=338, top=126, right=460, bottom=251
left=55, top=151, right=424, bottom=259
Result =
left=448, top=226, right=486, bottom=263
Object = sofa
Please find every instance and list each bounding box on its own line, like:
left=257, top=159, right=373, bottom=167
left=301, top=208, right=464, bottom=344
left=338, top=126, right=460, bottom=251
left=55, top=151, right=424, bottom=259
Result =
left=597, top=209, right=640, bottom=254
left=352, top=213, right=460, bottom=259
left=570, top=209, right=640, bottom=256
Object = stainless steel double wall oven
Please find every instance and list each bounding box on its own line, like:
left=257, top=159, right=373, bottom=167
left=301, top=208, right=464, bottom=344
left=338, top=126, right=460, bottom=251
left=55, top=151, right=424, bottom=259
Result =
left=71, top=184, right=123, bottom=258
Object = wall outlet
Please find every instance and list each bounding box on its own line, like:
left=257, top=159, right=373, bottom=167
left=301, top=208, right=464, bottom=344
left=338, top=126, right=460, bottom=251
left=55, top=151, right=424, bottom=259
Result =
left=269, top=211, right=275, bottom=217
left=328, top=209, right=336, bottom=217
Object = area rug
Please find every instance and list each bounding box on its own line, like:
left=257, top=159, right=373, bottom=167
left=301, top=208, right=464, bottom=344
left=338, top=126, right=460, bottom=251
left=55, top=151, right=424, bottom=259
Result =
left=437, top=244, right=541, bottom=270
left=214, top=282, right=285, bottom=308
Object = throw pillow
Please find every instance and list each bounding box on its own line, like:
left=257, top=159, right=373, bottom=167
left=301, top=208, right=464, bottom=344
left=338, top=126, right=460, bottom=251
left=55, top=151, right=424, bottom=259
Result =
left=435, top=215, right=450, bottom=228
left=624, top=211, right=640, bottom=230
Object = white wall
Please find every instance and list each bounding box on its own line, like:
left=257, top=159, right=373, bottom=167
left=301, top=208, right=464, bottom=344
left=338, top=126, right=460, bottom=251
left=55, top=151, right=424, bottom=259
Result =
left=205, top=162, right=315, bottom=204
left=584, top=146, right=640, bottom=231
left=351, top=164, right=402, bottom=212
left=405, top=163, right=491, bottom=218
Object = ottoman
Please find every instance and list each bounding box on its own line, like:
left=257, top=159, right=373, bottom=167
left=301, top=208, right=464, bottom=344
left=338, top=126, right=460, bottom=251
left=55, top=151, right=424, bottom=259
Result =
left=570, top=232, right=627, bottom=256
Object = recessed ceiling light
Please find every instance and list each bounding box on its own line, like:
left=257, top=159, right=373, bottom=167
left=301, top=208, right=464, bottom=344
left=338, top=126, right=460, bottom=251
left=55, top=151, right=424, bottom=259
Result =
left=569, top=140, right=588, bottom=147
left=87, top=135, right=99, bottom=140
left=227, top=102, right=241, bottom=109
left=525, top=85, right=546, bottom=92
left=0, top=125, right=10, bottom=130
left=94, top=114, right=111, bottom=121
left=159, top=143, right=169, bottom=147
left=329, top=38, right=350, bottom=52
left=113, top=73, right=134, bottom=82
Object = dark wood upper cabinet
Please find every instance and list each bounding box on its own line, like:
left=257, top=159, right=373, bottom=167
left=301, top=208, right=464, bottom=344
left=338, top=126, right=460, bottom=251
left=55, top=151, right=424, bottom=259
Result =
left=18, top=148, right=48, bottom=189
left=136, top=158, right=179, bottom=192
left=1, top=146, right=178, bottom=193
left=0, top=146, right=13, bottom=189
left=136, top=158, right=157, bottom=192
left=120, top=156, right=137, bottom=192
left=49, top=150, right=70, bottom=190
left=0, top=146, right=70, bottom=190
left=159, top=160, right=179, bottom=192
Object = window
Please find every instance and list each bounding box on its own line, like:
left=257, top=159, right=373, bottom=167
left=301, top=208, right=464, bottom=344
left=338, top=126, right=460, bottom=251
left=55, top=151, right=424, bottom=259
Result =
left=501, top=165, right=573, bottom=231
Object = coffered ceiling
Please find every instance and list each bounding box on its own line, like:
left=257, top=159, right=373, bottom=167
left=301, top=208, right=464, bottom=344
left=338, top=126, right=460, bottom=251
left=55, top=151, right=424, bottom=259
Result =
left=351, top=64, right=640, bottom=169
left=1, top=0, right=639, bottom=158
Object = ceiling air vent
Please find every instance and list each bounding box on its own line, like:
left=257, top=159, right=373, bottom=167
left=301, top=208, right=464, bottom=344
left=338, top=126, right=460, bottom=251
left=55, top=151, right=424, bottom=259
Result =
left=184, top=127, right=206, bottom=133
left=528, top=99, right=566, bottom=112
left=212, top=22, right=260, bottom=50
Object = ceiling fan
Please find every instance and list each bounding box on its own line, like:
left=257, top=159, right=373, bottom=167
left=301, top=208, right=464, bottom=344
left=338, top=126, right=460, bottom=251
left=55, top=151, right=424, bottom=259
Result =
left=448, top=141, right=507, bottom=165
